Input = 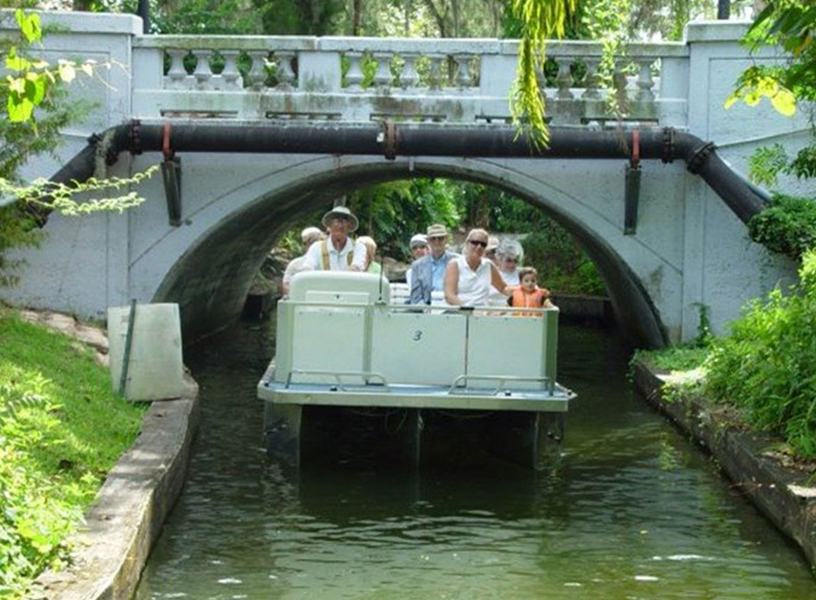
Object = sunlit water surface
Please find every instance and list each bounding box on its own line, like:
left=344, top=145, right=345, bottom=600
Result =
left=134, top=317, right=816, bottom=600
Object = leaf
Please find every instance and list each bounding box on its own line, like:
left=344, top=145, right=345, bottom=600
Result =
left=724, top=92, right=740, bottom=110
left=5, top=48, right=30, bottom=72
left=19, top=12, right=42, bottom=44
left=7, top=93, right=34, bottom=123
left=7, top=77, right=25, bottom=95
left=25, top=73, right=46, bottom=106
left=744, top=90, right=761, bottom=106
left=80, top=63, right=94, bottom=78
left=771, top=89, right=797, bottom=116
left=57, top=61, right=76, bottom=84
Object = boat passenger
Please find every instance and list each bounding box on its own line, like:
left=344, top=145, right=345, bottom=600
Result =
left=357, top=236, right=382, bottom=274
left=444, top=228, right=509, bottom=307
left=281, top=226, right=325, bottom=297
left=303, top=206, right=367, bottom=271
left=485, top=235, right=500, bottom=265
left=409, top=224, right=457, bottom=305
left=405, top=233, right=428, bottom=288
left=509, top=267, right=552, bottom=316
left=497, top=238, right=523, bottom=286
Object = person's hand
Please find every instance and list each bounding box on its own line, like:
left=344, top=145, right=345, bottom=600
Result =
left=541, top=287, right=551, bottom=298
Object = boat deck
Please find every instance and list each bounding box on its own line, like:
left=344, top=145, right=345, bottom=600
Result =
left=258, top=366, right=574, bottom=413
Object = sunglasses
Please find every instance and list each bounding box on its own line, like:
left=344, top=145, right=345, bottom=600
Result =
left=503, top=257, right=518, bottom=263
left=469, top=239, right=488, bottom=248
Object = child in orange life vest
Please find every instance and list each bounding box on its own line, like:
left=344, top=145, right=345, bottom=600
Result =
left=509, top=267, right=552, bottom=316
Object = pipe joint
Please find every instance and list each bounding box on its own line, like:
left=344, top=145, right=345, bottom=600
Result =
left=686, top=141, right=717, bottom=175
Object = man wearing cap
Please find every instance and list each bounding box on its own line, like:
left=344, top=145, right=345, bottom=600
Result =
left=303, top=205, right=367, bottom=272
left=409, top=224, right=457, bottom=305
left=405, top=233, right=428, bottom=289
left=282, top=226, right=325, bottom=296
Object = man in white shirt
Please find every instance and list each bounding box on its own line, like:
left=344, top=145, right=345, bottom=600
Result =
left=303, top=205, right=367, bottom=271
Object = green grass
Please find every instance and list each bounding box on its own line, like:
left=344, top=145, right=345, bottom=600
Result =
left=633, top=345, right=710, bottom=373
left=0, top=308, right=146, bottom=599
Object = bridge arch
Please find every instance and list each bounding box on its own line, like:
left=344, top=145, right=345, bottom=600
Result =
left=146, top=154, right=675, bottom=347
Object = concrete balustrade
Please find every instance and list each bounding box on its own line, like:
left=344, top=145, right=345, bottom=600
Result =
left=129, top=35, right=688, bottom=125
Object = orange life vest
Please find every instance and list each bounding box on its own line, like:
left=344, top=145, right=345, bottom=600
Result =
left=511, top=287, right=546, bottom=317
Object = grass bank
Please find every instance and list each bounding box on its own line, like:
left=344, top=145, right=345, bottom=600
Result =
left=0, top=308, right=146, bottom=599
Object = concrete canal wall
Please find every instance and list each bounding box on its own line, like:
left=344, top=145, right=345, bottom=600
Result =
left=631, top=361, right=816, bottom=569
left=23, top=314, right=201, bottom=600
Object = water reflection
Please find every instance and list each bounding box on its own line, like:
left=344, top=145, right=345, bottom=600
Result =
left=135, top=318, right=816, bottom=600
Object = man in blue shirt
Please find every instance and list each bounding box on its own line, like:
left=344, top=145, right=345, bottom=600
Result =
left=409, top=224, right=457, bottom=305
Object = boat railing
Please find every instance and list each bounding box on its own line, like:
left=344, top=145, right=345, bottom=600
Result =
left=274, top=294, right=560, bottom=397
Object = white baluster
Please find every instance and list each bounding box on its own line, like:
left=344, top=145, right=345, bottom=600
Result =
left=275, top=51, right=296, bottom=90
left=582, top=58, right=601, bottom=100
left=345, top=52, right=364, bottom=91
left=400, top=54, right=419, bottom=91
left=373, top=52, right=393, bottom=90
left=166, top=49, right=188, bottom=89
left=613, top=66, right=629, bottom=105
left=453, top=54, right=472, bottom=89
left=427, top=54, right=445, bottom=92
left=248, top=51, right=269, bottom=89
left=635, top=58, right=655, bottom=102
left=192, top=50, right=213, bottom=89
left=221, top=50, right=241, bottom=90
left=555, top=58, right=574, bottom=100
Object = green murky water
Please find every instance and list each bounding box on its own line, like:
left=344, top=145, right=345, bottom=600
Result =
left=134, top=317, right=816, bottom=600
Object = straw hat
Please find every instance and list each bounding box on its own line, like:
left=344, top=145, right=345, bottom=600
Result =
left=321, top=206, right=359, bottom=232
left=426, top=224, right=448, bottom=238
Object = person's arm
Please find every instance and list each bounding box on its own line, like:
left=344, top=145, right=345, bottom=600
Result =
left=490, top=264, right=508, bottom=295
left=409, top=260, right=426, bottom=304
left=444, top=260, right=463, bottom=306
left=348, top=241, right=367, bottom=271
left=303, top=242, right=320, bottom=270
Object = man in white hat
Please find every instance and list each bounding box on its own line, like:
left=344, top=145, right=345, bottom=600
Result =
left=409, top=223, right=457, bottom=305
left=303, top=205, right=367, bottom=271
left=281, top=226, right=325, bottom=296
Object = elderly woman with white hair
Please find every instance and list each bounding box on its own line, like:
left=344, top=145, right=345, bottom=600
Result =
left=444, top=228, right=509, bottom=307
left=496, top=238, right=524, bottom=285
left=281, top=226, right=325, bottom=296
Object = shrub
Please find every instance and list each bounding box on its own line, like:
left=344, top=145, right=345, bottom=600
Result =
left=748, top=193, right=816, bottom=260
left=703, top=249, right=816, bottom=457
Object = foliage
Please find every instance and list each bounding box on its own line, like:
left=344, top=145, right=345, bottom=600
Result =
left=0, top=205, right=39, bottom=288
left=0, top=169, right=158, bottom=216
left=633, top=345, right=709, bottom=373
left=703, top=249, right=816, bottom=458
left=509, top=0, right=578, bottom=148
left=348, top=178, right=461, bottom=259
left=738, top=0, right=816, bottom=108
left=0, top=309, right=145, bottom=598
left=521, top=228, right=605, bottom=295
left=748, top=193, right=816, bottom=260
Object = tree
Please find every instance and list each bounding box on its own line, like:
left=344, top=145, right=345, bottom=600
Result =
left=724, top=1, right=816, bottom=260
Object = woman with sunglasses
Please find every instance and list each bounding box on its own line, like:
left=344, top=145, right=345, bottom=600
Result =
left=444, top=228, right=510, bottom=307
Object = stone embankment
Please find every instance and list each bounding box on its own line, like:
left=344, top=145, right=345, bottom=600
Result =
left=21, top=310, right=200, bottom=600
left=631, top=361, right=816, bottom=569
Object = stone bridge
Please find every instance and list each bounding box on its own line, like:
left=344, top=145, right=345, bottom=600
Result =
left=3, top=11, right=813, bottom=347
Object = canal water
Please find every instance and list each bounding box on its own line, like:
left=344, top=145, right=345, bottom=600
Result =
left=135, top=317, right=816, bottom=600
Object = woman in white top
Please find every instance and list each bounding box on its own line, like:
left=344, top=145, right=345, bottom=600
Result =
left=445, top=228, right=509, bottom=307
